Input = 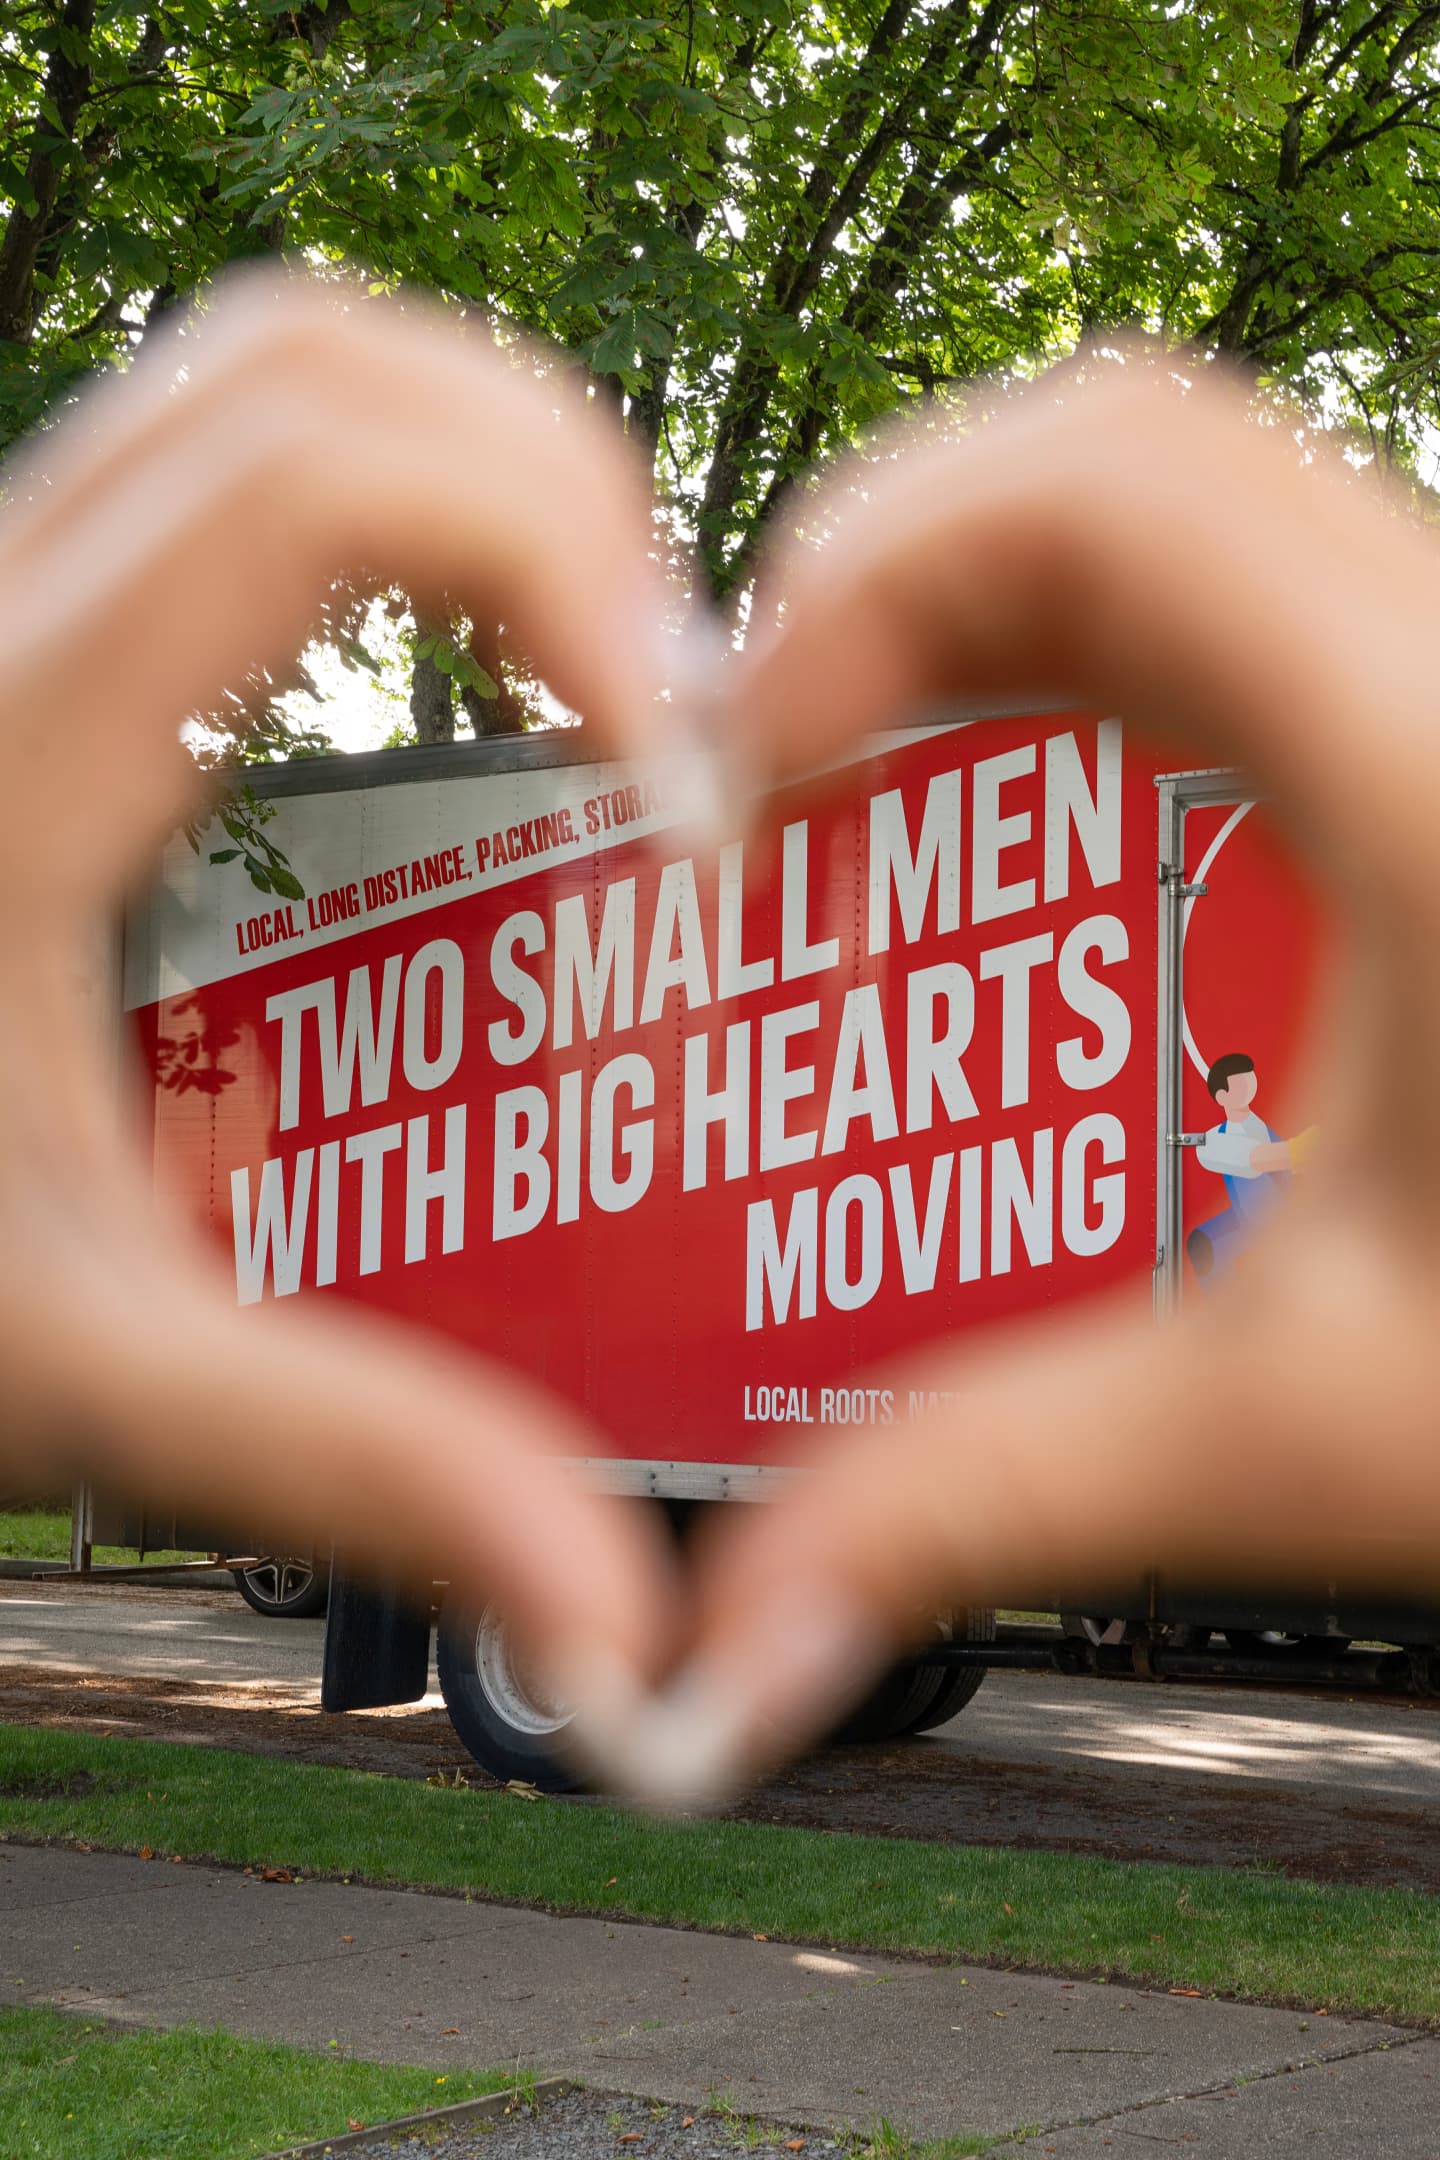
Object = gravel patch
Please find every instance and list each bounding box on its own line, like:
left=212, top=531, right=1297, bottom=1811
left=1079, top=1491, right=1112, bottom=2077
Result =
left=345, top=2084, right=848, bottom=2160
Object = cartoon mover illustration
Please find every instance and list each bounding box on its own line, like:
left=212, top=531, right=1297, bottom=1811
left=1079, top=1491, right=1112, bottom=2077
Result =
left=1186, top=1053, right=1317, bottom=1281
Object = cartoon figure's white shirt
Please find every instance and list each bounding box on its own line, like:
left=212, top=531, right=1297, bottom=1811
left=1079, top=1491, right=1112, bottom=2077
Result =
left=1191, top=1114, right=1269, bottom=1183
left=1198, top=1111, right=1269, bottom=1179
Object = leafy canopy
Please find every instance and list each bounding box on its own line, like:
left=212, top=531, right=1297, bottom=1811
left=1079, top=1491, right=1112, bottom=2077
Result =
left=4, top=0, right=1439, bottom=737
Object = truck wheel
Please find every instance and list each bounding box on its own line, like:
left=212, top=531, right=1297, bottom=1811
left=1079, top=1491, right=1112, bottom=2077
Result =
left=903, top=1609, right=996, bottom=1733
left=437, top=1602, right=585, bottom=1793
left=828, top=1663, right=950, bottom=1744
left=830, top=1610, right=995, bottom=1743
left=233, top=1557, right=328, bottom=1619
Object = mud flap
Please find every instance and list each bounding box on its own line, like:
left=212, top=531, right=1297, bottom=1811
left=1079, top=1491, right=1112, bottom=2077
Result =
left=321, top=1565, right=432, bottom=1712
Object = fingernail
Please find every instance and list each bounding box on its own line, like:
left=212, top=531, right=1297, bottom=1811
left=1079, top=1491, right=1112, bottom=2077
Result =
left=540, top=1642, right=655, bottom=1791
left=660, top=614, right=756, bottom=851
left=607, top=1661, right=752, bottom=1810
left=614, top=1584, right=892, bottom=1812
left=539, top=1645, right=725, bottom=1807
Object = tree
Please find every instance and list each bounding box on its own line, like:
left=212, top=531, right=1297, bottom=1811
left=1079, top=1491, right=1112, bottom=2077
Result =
left=4, top=2, right=1439, bottom=743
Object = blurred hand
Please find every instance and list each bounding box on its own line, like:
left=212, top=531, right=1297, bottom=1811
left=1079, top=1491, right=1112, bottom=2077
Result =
left=620, top=362, right=1440, bottom=1803
left=8, top=277, right=1440, bottom=1809
left=0, top=268, right=683, bottom=1688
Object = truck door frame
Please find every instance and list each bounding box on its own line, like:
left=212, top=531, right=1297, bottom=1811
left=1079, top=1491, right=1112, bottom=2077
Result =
left=1154, top=766, right=1257, bottom=1315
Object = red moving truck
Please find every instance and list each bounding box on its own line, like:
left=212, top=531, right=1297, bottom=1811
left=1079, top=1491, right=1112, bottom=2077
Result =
left=113, top=705, right=1437, bottom=1787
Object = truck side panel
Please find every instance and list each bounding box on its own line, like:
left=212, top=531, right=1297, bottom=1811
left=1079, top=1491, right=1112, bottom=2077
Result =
left=125, top=715, right=1304, bottom=1483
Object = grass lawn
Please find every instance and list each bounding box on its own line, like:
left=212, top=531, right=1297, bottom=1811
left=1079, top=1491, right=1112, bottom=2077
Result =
left=0, top=2002, right=521, bottom=2159
left=1, top=1724, right=1435, bottom=2024
left=0, top=1509, right=200, bottom=1568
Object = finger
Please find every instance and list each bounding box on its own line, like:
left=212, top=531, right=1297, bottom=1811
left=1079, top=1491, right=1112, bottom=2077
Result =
left=0, top=881, right=692, bottom=1773
left=734, top=363, right=1440, bottom=911
left=21, top=1211, right=683, bottom=1704
left=0, top=267, right=675, bottom=910
left=604, top=1207, right=1439, bottom=1804
left=597, top=1306, right=1202, bottom=1803
left=0, top=939, right=684, bottom=1725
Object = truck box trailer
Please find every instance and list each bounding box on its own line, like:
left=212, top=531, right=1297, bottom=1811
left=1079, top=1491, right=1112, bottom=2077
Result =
left=110, top=704, right=1440, bottom=1786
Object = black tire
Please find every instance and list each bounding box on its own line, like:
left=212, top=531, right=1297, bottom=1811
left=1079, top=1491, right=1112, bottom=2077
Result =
left=437, top=1600, right=585, bottom=1793
left=830, top=1609, right=995, bottom=1743
left=903, top=1609, right=996, bottom=1733
left=829, top=1664, right=949, bottom=1744
left=233, top=1557, right=328, bottom=1619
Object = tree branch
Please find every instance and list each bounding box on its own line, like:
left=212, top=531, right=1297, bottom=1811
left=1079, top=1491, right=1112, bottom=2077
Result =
left=1318, top=2, right=1408, bottom=88
left=726, top=117, right=1013, bottom=601
left=1301, top=80, right=1440, bottom=175
left=696, top=0, right=1016, bottom=597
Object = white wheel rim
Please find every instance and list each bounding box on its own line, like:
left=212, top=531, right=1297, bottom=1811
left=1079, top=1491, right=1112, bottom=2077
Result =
left=472, top=1606, right=573, bottom=1738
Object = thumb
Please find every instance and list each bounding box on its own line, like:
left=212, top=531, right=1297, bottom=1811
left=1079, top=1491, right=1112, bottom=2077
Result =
left=569, top=1304, right=1198, bottom=1803
left=605, top=1237, right=1431, bottom=1805
left=1288, top=1125, right=1321, bottom=1170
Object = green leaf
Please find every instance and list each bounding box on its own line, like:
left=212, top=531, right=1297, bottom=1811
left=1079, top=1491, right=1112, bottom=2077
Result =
left=459, top=659, right=500, bottom=697
left=589, top=312, right=639, bottom=375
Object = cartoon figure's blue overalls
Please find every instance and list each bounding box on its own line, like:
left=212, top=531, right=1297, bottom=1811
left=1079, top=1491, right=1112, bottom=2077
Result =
left=1186, top=1121, right=1290, bottom=1283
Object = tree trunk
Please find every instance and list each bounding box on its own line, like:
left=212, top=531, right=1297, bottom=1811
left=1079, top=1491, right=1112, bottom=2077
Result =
left=462, top=619, right=533, bottom=736
left=286, top=0, right=354, bottom=60
left=0, top=0, right=97, bottom=346
left=627, top=358, right=670, bottom=487
left=410, top=642, right=456, bottom=744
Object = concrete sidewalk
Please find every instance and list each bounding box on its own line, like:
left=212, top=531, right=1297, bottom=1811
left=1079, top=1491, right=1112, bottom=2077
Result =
left=2, top=1842, right=1435, bottom=2155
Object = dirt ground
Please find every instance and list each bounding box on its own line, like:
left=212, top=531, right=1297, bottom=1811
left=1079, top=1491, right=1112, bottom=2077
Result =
left=1, top=1586, right=1437, bottom=1897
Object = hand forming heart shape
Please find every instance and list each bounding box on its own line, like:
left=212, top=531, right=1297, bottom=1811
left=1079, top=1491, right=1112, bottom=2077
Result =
left=2, top=270, right=1438, bottom=1804
left=0, top=272, right=685, bottom=1715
